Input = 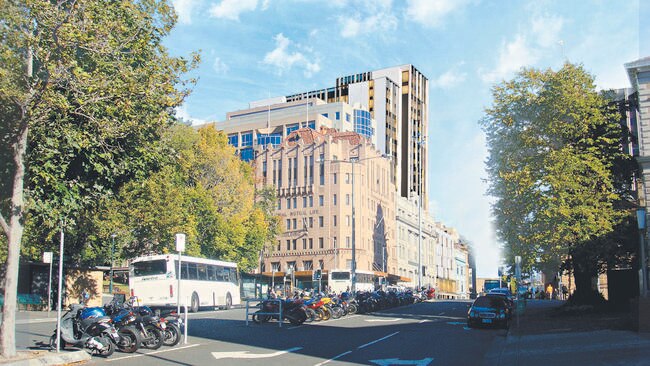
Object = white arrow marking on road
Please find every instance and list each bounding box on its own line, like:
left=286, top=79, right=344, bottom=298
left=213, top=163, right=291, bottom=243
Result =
left=446, top=321, right=466, bottom=325
left=370, top=357, right=434, bottom=366
left=211, top=347, right=302, bottom=360
left=365, top=318, right=402, bottom=322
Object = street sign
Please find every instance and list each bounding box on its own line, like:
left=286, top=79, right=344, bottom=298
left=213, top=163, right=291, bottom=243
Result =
left=175, top=233, right=186, bottom=252
left=43, top=252, right=53, bottom=264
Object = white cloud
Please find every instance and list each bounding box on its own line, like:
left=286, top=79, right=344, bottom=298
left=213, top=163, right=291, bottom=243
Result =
left=175, top=104, right=208, bottom=126
left=212, top=57, right=229, bottom=74
left=337, top=0, right=398, bottom=38
left=262, top=33, right=320, bottom=77
left=431, top=66, right=467, bottom=89
left=479, top=35, right=539, bottom=83
left=531, top=14, right=564, bottom=48
left=209, top=0, right=259, bottom=21
left=405, top=0, right=470, bottom=28
left=172, top=0, right=201, bottom=25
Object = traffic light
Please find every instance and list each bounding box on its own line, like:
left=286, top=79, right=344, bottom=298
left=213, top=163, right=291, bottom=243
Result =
left=313, top=269, right=322, bottom=280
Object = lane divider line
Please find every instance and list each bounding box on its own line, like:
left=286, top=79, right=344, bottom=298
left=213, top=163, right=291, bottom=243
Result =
left=314, top=350, right=352, bottom=366
left=106, top=343, right=200, bottom=362
left=357, top=331, right=400, bottom=349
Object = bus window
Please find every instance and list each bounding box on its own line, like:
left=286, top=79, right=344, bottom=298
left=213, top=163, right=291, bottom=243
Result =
left=187, top=263, right=198, bottom=280
left=132, top=260, right=167, bottom=276
left=208, top=265, right=217, bottom=281
left=197, top=264, right=208, bottom=281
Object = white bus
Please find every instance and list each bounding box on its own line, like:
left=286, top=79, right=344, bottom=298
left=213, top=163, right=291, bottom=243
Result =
left=328, top=269, right=375, bottom=293
left=129, top=254, right=240, bottom=312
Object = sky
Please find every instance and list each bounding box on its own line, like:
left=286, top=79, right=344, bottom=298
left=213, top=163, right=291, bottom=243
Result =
left=164, top=0, right=647, bottom=277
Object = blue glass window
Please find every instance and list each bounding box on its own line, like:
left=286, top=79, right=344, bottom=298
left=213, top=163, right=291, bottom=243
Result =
left=286, top=124, right=299, bottom=134
left=353, top=110, right=374, bottom=139
left=241, top=132, right=253, bottom=147
left=322, top=113, right=329, bottom=118
left=257, top=132, right=282, bottom=148
left=346, top=113, right=350, bottom=122
left=308, top=121, right=315, bottom=130
left=335, top=112, right=340, bottom=120
left=227, top=134, right=238, bottom=147
left=240, top=148, right=254, bottom=162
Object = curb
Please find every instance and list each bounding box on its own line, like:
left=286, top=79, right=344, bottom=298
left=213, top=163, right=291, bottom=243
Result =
left=1, top=350, right=90, bottom=366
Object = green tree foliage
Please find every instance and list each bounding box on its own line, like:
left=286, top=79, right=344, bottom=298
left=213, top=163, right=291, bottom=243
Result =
left=481, top=63, right=635, bottom=297
left=94, top=125, right=281, bottom=272
left=0, top=0, right=195, bottom=356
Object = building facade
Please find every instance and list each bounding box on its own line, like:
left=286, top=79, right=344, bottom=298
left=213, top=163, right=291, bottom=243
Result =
left=286, top=64, right=429, bottom=210
left=252, top=128, right=396, bottom=281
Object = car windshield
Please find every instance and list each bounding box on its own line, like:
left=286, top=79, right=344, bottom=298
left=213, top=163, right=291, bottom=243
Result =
left=473, top=296, right=506, bottom=308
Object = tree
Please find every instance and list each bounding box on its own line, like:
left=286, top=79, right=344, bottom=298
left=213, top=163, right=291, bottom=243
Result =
left=0, top=0, right=195, bottom=356
left=93, top=125, right=281, bottom=271
left=481, top=63, right=633, bottom=302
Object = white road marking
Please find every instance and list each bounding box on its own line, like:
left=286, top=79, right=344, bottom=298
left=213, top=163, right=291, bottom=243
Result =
left=438, top=312, right=445, bottom=315
left=418, top=319, right=430, bottom=324
left=358, top=331, right=400, bottom=349
left=365, top=318, right=402, bottom=322
left=211, top=346, right=302, bottom=360
left=106, top=343, right=200, bottom=362
left=314, top=350, right=352, bottom=366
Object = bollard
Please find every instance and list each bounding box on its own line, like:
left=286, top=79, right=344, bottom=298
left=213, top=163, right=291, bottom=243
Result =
left=184, top=303, right=188, bottom=344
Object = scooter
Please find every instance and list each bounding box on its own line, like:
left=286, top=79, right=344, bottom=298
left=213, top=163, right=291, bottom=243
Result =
left=49, top=304, right=117, bottom=357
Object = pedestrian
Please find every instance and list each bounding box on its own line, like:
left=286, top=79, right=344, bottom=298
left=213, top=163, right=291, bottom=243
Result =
left=546, top=284, right=553, bottom=300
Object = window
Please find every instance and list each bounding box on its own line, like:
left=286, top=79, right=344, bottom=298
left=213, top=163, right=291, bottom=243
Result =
left=286, top=198, right=291, bottom=209
left=132, top=260, right=167, bottom=277
left=287, top=261, right=296, bottom=270
left=187, top=263, right=198, bottom=280
left=303, top=196, right=307, bottom=208
left=319, top=216, right=324, bottom=227
left=345, top=173, right=350, bottom=183
left=303, top=260, right=313, bottom=270
left=335, top=111, right=340, bottom=120
left=272, top=262, right=280, bottom=271
left=277, top=240, right=280, bottom=251
left=322, top=113, right=329, bottom=118
left=318, top=260, right=324, bottom=269
left=309, top=217, right=313, bottom=228
left=293, top=197, right=297, bottom=208
left=333, top=194, right=337, bottom=205
left=277, top=200, right=281, bottom=210
left=319, top=237, right=324, bottom=249
left=319, top=195, right=324, bottom=206
left=292, top=239, right=297, bottom=250
left=240, top=148, right=254, bottom=162
left=309, top=238, right=313, bottom=249
left=241, top=132, right=253, bottom=147
left=286, top=240, right=291, bottom=250
left=292, top=218, right=297, bottom=229
left=309, top=196, right=314, bottom=207
left=197, top=264, right=208, bottom=280
left=227, top=134, right=239, bottom=147
left=303, top=238, right=307, bottom=250
left=346, top=194, right=350, bottom=205
left=346, top=236, right=351, bottom=248
left=346, top=113, right=351, bottom=122
left=333, top=237, right=337, bottom=248
left=333, top=173, right=337, bottom=184
left=346, top=215, right=350, bottom=226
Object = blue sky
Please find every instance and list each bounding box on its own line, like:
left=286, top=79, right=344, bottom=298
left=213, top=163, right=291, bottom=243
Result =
left=165, top=0, right=646, bottom=277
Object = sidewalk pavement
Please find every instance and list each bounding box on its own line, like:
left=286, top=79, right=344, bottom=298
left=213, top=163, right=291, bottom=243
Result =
left=0, top=310, right=59, bottom=325
left=0, top=350, right=90, bottom=366
left=483, top=299, right=650, bottom=366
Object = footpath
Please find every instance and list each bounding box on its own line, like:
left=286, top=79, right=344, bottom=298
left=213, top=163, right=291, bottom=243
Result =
left=483, top=299, right=650, bottom=366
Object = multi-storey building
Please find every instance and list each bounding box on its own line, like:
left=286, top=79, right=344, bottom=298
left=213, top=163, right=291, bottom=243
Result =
left=395, top=196, right=437, bottom=288
left=286, top=64, right=429, bottom=210
left=214, top=98, right=377, bottom=162
left=251, top=127, right=396, bottom=281
left=434, top=224, right=461, bottom=298
left=454, top=242, right=469, bottom=299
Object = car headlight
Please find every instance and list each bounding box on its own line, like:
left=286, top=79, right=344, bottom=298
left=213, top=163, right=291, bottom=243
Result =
left=469, top=311, right=476, bottom=317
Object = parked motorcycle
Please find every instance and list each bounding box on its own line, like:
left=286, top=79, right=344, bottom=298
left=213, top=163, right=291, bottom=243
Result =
left=48, top=304, right=117, bottom=357
left=253, top=298, right=307, bottom=325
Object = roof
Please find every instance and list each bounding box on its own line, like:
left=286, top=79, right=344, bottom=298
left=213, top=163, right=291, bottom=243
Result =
left=283, top=127, right=364, bottom=148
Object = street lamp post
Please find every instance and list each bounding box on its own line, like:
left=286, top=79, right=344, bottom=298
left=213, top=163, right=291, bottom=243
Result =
left=350, top=157, right=358, bottom=293
left=637, top=208, right=648, bottom=297
left=110, top=233, right=116, bottom=294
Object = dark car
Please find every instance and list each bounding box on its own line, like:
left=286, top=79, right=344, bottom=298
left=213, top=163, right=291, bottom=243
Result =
left=467, top=295, right=510, bottom=329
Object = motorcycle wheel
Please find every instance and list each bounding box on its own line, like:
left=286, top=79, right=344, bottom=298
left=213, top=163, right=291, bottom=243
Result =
left=95, top=336, right=115, bottom=358
left=315, top=308, right=325, bottom=321
left=348, top=304, right=358, bottom=314
left=163, top=323, right=181, bottom=347
left=330, top=306, right=342, bottom=319
left=288, top=310, right=306, bottom=325
left=117, top=326, right=141, bottom=353
left=320, top=307, right=331, bottom=321
left=304, top=308, right=316, bottom=323
left=142, top=325, right=164, bottom=350
left=252, top=310, right=271, bottom=324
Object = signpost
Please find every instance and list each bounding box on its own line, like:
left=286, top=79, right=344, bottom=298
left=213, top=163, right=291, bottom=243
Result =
left=55, top=222, right=65, bottom=352
left=176, top=233, right=186, bottom=314
left=43, top=252, right=53, bottom=316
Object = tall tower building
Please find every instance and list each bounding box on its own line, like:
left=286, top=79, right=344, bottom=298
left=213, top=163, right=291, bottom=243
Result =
left=286, top=64, right=429, bottom=210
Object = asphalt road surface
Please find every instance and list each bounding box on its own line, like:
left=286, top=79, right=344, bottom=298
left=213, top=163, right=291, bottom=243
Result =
left=17, top=300, right=512, bottom=365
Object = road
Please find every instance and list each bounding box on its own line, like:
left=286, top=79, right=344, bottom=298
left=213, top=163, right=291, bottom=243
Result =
left=17, top=300, right=511, bottom=365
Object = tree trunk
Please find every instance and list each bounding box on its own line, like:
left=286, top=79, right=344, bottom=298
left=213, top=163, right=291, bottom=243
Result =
left=569, top=250, right=604, bottom=306
left=0, top=121, right=28, bottom=358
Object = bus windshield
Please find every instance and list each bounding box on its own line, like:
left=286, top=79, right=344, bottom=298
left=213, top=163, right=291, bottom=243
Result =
left=331, top=272, right=350, bottom=280
left=132, top=260, right=167, bottom=277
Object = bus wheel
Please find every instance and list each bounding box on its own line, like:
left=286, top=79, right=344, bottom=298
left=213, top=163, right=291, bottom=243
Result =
left=190, top=292, right=199, bottom=313
left=225, top=293, right=232, bottom=309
